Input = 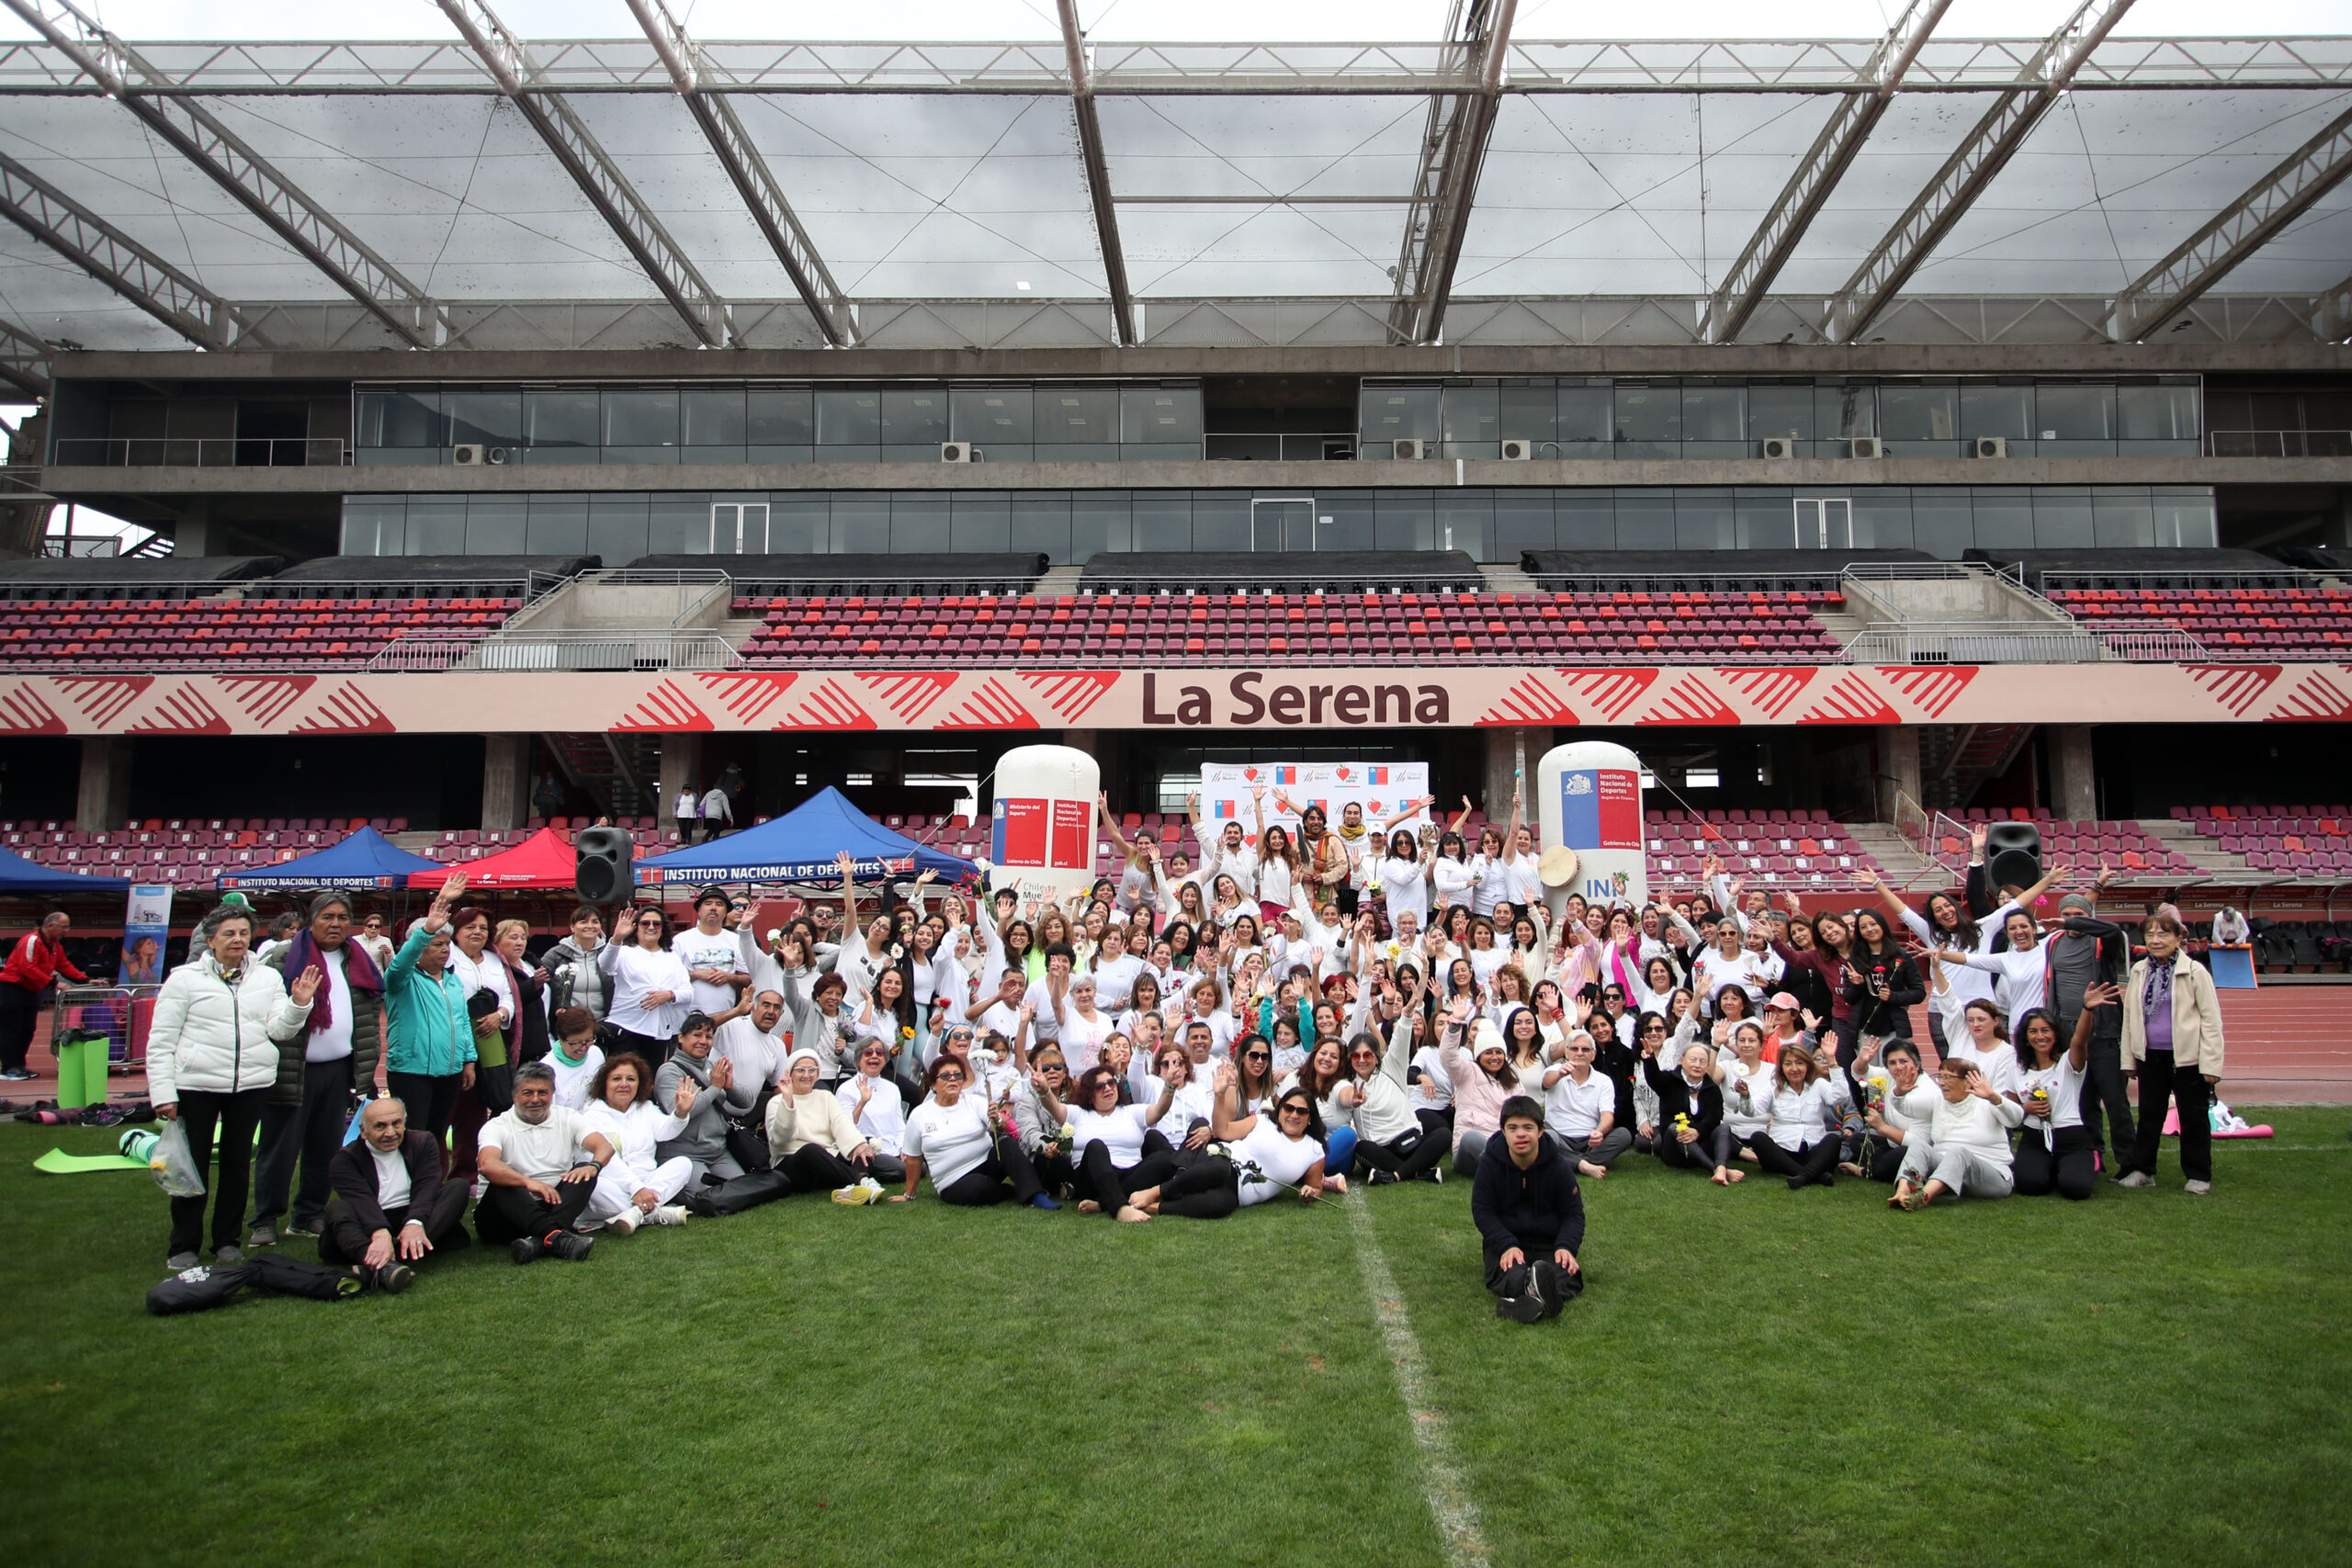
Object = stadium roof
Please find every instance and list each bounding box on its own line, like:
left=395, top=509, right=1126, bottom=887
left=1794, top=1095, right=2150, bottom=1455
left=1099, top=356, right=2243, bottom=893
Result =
left=0, top=1, right=2345, bottom=370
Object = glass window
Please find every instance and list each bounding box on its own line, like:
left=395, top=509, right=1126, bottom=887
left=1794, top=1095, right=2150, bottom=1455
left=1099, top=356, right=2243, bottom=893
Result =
left=1680, top=385, right=1745, bottom=446
left=1132, top=492, right=1192, bottom=552
left=768, top=494, right=829, bottom=554
left=2119, top=383, right=2199, bottom=453
left=682, top=389, right=745, bottom=447
left=1011, top=491, right=1072, bottom=560
left=1498, top=384, right=1556, bottom=449
left=1815, top=384, right=1876, bottom=440
left=1851, top=490, right=1913, bottom=549
left=647, top=493, right=708, bottom=556
left=1442, top=385, right=1499, bottom=457
left=954, top=388, right=1033, bottom=458
left=1193, top=492, right=1250, bottom=553
left=1555, top=491, right=1613, bottom=548
left=1613, top=489, right=1674, bottom=549
left=1072, top=491, right=1132, bottom=558
left=522, top=493, right=586, bottom=557
left=882, top=389, right=948, bottom=448
left=1557, top=384, right=1611, bottom=456
left=1674, top=489, right=1735, bottom=549
left=340, top=496, right=403, bottom=554
left=1735, top=490, right=1795, bottom=550
left=586, top=494, right=650, bottom=565
left=1361, top=386, right=1440, bottom=447
left=443, top=389, right=519, bottom=449
left=1036, top=387, right=1117, bottom=458
left=2035, top=384, right=2115, bottom=445
left=1878, top=384, right=1957, bottom=446
left=1122, top=385, right=1202, bottom=448
left=1613, top=384, right=1679, bottom=454
left=830, top=493, right=888, bottom=554
left=1911, top=489, right=1974, bottom=558
left=524, top=389, right=598, bottom=450
left=2154, top=488, right=2216, bottom=547
left=1319, top=491, right=1376, bottom=551
left=1435, top=490, right=1491, bottom=558
left=1960, top=384, right=2033, bottom=445
left=2092, top=487, right=2154, bottom=547
left=354, top=389, right=437, bottom=449
left=1374, top=490, right=1433, bottom=551
left=1747, top=385, right=1813, bottom=445
left=1970, top=489, right=2034, bottom=550
left=2032, top=488, right=2096, bottom=547
left=1493, top=490, right=1553, bottom=556
left=890, top=491, right=949, bottom=554
left=948, top=491, right=1011, bottom=553
left=817, top=389, right=882, bottom=450
left=406, top=496, right=467, bottom=556
left=602, top=389, right=678, bottom=448
left=747, top=389, right=815, bottom=446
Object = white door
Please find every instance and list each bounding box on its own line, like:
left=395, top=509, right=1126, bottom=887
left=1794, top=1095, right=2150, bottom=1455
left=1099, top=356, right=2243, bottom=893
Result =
left=1793, top=497, right=1852, bottom=549
left=709, top=502, right=770, bottom=553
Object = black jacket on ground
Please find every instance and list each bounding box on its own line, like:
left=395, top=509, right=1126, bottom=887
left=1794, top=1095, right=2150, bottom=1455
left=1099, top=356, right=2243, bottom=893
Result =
left=327, top=1130, right=449, bottom=1234
left=1470, top=1133, right=1585, bottom=1258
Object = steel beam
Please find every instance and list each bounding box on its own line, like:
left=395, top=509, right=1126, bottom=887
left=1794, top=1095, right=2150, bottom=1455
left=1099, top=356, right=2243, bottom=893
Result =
left=0, top=310, right=50, bottom=394
left=624, top=0, right=855, bottom=347
left=1706, top=0, right=1951, bottom=344
left=1823, top=0, right=2136, bottom=344
left=436, top=0, right=730, bottom=348
left=1057, top=0, right=1136, bottom=347
left=0, top=149, right=243, bottom=350
left=2111, top=105, right=2352, bottom=341
left=1387, top=0, right=1516, bottom=347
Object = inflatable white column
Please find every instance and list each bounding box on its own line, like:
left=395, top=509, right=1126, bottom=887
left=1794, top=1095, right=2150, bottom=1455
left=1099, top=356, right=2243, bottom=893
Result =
left=989, top=745, right=1101, bottom=903
left=1535, top=741, right=1648, bottom=920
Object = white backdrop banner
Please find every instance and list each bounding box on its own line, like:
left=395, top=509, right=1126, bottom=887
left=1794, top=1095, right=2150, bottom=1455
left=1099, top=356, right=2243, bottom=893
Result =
left=1197, top=762, right=1432, bottom=847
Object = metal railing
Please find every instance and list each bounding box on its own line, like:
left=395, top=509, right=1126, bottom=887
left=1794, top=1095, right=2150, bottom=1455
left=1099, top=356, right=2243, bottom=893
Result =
left=1844, top=619, right=2210, bottom=664
left=51, top=436, right=349, bottom=468
left=369, top=627, right=744, bottom=671
left=2205, top=429, right=2352, bottom=458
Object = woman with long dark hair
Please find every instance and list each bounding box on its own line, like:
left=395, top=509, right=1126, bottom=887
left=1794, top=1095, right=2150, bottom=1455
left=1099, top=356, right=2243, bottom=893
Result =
left=890, top=1055, right=1059, bottom=1209
left=2015, top=996, right=2105, bottom=1201
left=1841, top=908, right=1922, bottom=1055
left=1124, top=1082, right=1337, bottom=1220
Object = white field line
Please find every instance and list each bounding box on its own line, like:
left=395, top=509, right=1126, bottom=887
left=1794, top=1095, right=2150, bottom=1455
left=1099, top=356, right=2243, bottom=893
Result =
left=1342, top=1194, right=1492, bottom=1568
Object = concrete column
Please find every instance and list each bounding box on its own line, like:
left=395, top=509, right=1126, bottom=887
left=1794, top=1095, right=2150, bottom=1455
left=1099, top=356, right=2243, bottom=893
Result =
left=76, top=738, right=130, bottom=833
left=658, top=734, right=704, bottom=822
left=481, top=735, right=529, bottom=831
left=1876, top=726, right=1921, bottom=824
left=2049, top=724, right=2097, bottom=822
left=173, top=502, right=211, bottom=558
left=1482, top=728, right=1550, bottom=823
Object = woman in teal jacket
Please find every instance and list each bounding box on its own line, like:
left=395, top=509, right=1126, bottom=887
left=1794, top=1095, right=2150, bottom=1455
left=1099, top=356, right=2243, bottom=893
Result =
left=384, top=870, right=477, bottom=1156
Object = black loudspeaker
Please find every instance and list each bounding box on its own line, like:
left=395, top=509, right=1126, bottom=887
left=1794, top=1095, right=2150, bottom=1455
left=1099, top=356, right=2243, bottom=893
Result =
left=1984, top=820, right=2041, bottom=893
left=575, top=826, right=634, bottom=904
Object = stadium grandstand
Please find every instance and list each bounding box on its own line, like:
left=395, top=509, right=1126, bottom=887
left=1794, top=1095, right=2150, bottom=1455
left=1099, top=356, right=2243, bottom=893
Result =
left=0, top=0, right=2343, bottom=998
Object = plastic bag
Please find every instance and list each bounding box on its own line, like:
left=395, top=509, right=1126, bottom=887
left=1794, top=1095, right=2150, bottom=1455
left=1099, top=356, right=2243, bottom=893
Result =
left=152, top=1117, right=205, bottom=1199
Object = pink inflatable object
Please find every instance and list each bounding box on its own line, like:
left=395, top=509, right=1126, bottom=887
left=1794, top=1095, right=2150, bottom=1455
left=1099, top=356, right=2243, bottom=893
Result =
left=2162, top=1107, right=2273, bottom=1138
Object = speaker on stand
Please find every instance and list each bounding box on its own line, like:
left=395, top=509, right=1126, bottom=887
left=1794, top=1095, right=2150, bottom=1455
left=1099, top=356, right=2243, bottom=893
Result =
left=575, top=826, right=634, bottom=904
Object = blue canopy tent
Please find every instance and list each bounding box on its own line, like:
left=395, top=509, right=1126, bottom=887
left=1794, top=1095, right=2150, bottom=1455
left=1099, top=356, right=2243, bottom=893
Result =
left=217, top=827, right=446, bottom=891
left=636, top=786, right=974, bottom=886
left=0, top=843, right=134, bottom=893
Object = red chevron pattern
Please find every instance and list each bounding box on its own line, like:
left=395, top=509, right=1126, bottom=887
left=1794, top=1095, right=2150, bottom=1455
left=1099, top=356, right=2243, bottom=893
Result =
left=614, top=680, right=712, bottom=732
left=2267, top=669, right=2352, bottom=722
left=0, top=682, right=63, bottom=735
left=773, top=679, right=875, bottom=731
left=1561, top=668, right=1658, bottom=723
left=1796, top=673, right=1902, bottom=726
left=291, top=683, right=396, bottom=735
left=1878, top=666, right=1978, bottom=718
left=860, top=671, right=957, bottom=724
left=1717, top=667, right=1817, bottom=719
left=1022, top=670, right=1119, bottom=724
left=1635, top=674, right=1740, bottom=727
left=1476, top=673, right=1580, bottom=727
left=53, top=674, right=153, bottom=728
left=218, top=675, right=318, bottom=728
left=127, top=682, right=229, bottom=736
left=696, top=671, right=799, bottom=725
left=934, top=678, right=1037, bottom=731
left=2186, top=664, right=2282, bottom=718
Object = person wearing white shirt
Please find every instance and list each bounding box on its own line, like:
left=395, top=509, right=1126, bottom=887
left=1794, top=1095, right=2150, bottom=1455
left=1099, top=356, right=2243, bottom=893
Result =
left=673, top=784, right=701, bottom=843
left=1713, top=1020, right=1777, bottom=1148
left=580, top=1051, right=694, bottom=1235
left=1036, top=1061, right=1180, bottom=1222
left=892, top=1055, right=1057, bottom=1209
left=1891, top=1055, right=2026, bottom=1207
left=714, top=988, right=791, bottom=1094
left=1925, top=954, right=2026, bottom=1101
left=1045, top=973, right=1114, bottom=1077
left=598, top=908, right=695, bottom=1060
left=1540, top=1030, right=1631, bottom=1179
left=1344, top=1019, right=1447, bottom=1184
left=473, top=1062, right=615, bottom=1260
left=544, top=1007, right=605, bottom=1111
left=1749, top=1041, right=1842, bottom=1189
left=1186, top=798, right=1261, bottom=902
left=840, top=1038, right=910, bottom=1183
left=971, top=966, right=1031, bottom=1054
left=672, top=889, right=750, bottom=1019
left=2012, top=994, right=2107, bottom=1201
left=1089, top=924, right=1145, bottom=1013
left=1379, top=829, right=1432, bottom=935
left=1125, top=1083, right=1335, bottom=1218
left=1960, top=905, right=2053, bottom=1020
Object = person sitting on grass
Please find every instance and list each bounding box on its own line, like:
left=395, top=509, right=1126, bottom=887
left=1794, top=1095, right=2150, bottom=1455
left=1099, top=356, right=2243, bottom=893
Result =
left=475, top=1061, right=615, bottom=1263
left=545, top=1007, right=605, bottom=1111
left=2015, top=989, right=2113, bottom=1201
left=1751, top=1041, right=1842, bottom=1190
left=891, top=1055, right=1059, bottom=1210
left=1347, top=1020, right=1449, bottom=1186
left=765, top=1046, right=888, bottom=1207
left=1645, top=1040, right=1741, bottom=1184
left=1890, top=1057, right=2024, bottom=1211
left=1852, top=1039, right=1935, bottom=1182
left=320, top=1096, right=469, bottom=1293
left=580, top=1053, right=695, bottom=1236
left=1541, top=1030, right=1632, bottom=1180
left=1123, top=1083, right=1338, bottom=1221
left=1471, top=1095, right=1585, bottom=1324
left=1035, top=1063, right=1178, bottom=1223
left=840, top=1038, right=910, bottom=1189
left=653, top=1012, right=755, bottom=1185
left=1436, top=1003, right=1521, bottom=1177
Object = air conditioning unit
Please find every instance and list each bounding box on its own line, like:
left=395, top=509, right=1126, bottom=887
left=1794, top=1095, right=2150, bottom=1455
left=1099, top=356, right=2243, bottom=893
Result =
left=1760, top=436, right=1795, bottom=460
left=1498, top=438, right=1532, bottom=461
left=939, top=441, right=973, bottom=464
left=452, top=444, right=485, bottom=466
left=1391, top=437, right=1427, bottom=460
left=486, top=446, right=509, bottom=465
left=1974, top=435, right=2008, bottom=459
left=1847, top=436, right=1883, bottom=459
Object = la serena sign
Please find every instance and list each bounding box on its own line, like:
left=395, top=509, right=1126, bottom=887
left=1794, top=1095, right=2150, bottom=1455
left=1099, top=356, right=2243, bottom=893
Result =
left=1142, top=671, right=1450, bottom=727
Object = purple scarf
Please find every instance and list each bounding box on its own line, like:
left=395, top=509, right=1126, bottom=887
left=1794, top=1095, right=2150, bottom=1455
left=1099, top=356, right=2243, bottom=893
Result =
left=286, top=928, right=384, bottom=1037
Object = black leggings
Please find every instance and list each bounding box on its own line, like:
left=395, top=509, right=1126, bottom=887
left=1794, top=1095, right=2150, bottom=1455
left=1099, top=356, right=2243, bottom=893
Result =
left=1151, top=1155, right=1240, bottom=1219
left=167, top=1088, right=267, bottom=1257
left=1865, top=1137, right=1905, bottom=1183
left=1080, top=1140, right=1176, bottom=1213
left=2015, top=1123, right=2097, bottom=1200
left=1356, top=1126, right=1449, bottom=1182
left=775, top=1143, right=864, bottom=1194
left=1747, top=1132, right=1841, bottom=1186
left=934, top=1134, right=1046, bottom=1206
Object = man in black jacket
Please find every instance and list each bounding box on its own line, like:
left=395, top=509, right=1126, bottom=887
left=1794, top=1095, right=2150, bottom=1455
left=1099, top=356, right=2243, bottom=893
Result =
left=1471, top=1097, right=1586, bottom=1324
left=320, top=1098, right=470, bottom=1292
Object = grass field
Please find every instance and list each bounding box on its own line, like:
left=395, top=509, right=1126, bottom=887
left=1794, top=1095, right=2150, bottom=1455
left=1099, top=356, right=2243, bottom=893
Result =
left=3, top=1111, right=2347, bottom=1568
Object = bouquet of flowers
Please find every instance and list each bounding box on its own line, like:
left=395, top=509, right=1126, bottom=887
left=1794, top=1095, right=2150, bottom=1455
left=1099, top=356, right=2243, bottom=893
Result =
left=1864, top=1073, right=1889, bottom=1114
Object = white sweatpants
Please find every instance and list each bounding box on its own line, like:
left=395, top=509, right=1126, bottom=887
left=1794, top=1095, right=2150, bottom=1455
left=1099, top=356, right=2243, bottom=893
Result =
left=1896, top=1137, right=2014, bottom=1200
left=587, top=1156, right=695, bottom=1224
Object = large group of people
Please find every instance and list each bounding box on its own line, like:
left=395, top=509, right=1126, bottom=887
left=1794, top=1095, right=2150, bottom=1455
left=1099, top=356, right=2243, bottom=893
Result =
left=119, top=795, right=2227, bottom=1318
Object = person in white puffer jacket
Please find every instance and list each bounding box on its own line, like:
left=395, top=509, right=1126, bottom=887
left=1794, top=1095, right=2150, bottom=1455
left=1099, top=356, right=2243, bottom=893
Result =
left=150, top=902, right=320, bottom=1269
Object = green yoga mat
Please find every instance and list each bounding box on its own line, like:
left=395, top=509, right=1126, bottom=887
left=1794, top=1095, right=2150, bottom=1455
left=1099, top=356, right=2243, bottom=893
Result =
left=34, top=1147, right=150, bottom=1174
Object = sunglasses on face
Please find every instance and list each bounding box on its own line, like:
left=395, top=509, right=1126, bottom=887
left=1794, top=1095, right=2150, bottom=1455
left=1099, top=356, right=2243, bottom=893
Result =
left=1278, top=1103, right=1310, bottom=1116
left=1243, top=1051, right=1270, bottom=1063
left=936, top=1072, right=967, bottom=1085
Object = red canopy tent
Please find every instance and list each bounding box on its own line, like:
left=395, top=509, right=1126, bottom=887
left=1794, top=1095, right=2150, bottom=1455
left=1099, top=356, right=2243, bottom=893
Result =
left=406, top=827, right=582, bottom=890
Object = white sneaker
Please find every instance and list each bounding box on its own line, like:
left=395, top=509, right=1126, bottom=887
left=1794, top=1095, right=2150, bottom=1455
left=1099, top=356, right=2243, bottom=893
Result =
left=608, top=1206, right=640, bottom=1235
left=649, top=1204, right=688, bottom=1225
left=2115, top=1171, right=2155, bottom=1189
left=859, top=1177, right=886, bottom=1200
left=2183, top=1179, right=2211, bottom=1195
left=831, top=1182, right=874, bottom=1205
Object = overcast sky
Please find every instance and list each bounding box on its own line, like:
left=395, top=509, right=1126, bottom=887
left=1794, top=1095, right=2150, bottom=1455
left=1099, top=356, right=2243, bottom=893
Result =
left=1, top=0, right=2344, bottom=41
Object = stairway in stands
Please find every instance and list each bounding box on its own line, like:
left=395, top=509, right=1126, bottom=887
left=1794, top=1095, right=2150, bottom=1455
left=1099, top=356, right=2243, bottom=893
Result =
left=1918, top=723, right=2035, bottom=811
left=2143, top=816, right=2267, bottom=884
left=1842, top=819, right=1939, bottom=889
left=542, top=732, right=661, bottom=819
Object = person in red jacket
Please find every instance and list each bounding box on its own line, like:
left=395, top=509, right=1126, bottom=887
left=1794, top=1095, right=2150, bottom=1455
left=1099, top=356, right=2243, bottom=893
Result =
left=0, top=911, right=84, bottom=1080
